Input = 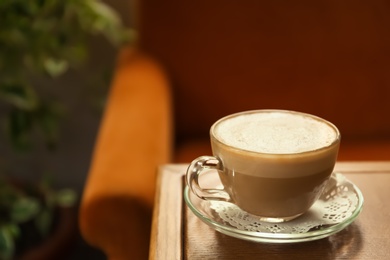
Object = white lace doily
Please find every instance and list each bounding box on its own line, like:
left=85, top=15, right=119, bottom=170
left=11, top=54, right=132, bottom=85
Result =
left=209, top=173, right=360, bottom=234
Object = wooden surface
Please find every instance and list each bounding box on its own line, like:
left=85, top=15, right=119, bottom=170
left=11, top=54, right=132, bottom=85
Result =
left=149, top=162, right=390, bottom=260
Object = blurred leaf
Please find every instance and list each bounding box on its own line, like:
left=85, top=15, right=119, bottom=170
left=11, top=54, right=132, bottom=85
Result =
left=55, top=189, right=77, bottom=207
left=89, top=0, right=121, bottom=28
left=34, top=208, right=52, bottom=237
left=10, top=197, right=40, bottom=223
left=5, top=225, right=19, bottom=239
left=44, top=58, right=69, bottom=77
left=0, top=226, right=16, bottom=260
left=0, top=83, right=38, bottom=110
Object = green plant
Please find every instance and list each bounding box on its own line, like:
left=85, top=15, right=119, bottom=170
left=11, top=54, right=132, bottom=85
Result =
left=0, top=0, right=130, bottom=258
left=0, top=0, right=131, bottom=150
left=0, top=175, right=77, bottom=259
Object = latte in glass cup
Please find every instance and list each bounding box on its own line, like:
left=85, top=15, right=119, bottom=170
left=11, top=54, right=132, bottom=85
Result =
left=187, top=110, right=340, bottom=222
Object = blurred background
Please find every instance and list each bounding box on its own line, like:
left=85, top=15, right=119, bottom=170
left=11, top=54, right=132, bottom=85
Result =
left=0, top=0, right=132, bottom=194
left=2, top=0, right=390, bottom=259
left=0, top=0, right=131, bottom=258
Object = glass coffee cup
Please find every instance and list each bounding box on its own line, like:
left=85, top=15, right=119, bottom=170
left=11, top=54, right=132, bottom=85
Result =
left=186, top=110, right=340, bottom=223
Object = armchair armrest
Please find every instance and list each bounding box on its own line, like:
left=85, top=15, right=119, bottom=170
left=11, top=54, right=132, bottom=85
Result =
left=79, top=47, right=172, bottom=259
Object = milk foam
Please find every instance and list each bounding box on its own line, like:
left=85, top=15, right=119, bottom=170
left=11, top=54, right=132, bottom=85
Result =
left=213, top=111, right=338, bottom=154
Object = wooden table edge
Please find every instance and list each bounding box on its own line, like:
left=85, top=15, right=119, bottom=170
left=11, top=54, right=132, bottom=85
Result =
left=149, top=165, right=186, bottom=260
left=334, top=161, right=390, bottom=173
left=149, top=161, right=390, bottom=259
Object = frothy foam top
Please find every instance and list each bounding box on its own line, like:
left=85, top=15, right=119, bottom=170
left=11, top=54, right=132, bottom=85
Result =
left=213, top=111, right=338, bottom=154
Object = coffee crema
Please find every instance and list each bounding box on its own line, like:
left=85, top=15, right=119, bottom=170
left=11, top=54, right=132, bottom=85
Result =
left=213, top=110, right=338, bottom=154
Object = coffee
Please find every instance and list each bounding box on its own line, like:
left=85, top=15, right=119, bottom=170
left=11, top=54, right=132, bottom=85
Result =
left=186, top=110, right=340, bottom=222
left=211, top=110, right=340, bottom=219
left=218, top=168, right=332, bottom=218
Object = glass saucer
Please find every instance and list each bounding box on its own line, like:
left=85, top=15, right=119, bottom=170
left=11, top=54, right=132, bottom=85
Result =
left=184, top=172, right=364, bottom=243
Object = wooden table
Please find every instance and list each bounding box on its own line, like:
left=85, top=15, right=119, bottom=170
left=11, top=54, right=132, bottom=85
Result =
left=149, top=162, right=390, bottom=260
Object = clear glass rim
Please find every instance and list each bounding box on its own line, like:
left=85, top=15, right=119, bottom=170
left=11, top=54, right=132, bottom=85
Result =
left=210, top=109, right=341, bottom=157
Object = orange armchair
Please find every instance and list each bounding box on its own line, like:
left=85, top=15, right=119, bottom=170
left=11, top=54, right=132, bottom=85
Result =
left=80, top=1, right=390, bottom=259
left=79, top=49, right=172, bottom=259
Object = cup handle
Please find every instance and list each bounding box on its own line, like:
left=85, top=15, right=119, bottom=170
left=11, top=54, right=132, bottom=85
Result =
left=186, top=156, right=231, bottom=202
